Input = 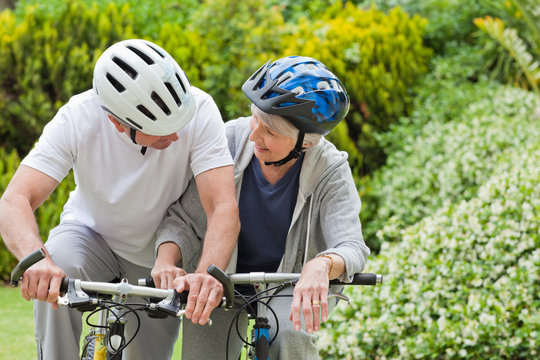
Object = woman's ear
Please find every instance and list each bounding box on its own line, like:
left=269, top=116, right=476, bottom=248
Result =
left=108, top=114, right=126, bottom=133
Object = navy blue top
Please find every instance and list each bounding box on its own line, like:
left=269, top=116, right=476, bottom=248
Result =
left=236, top=154, right=304, bottom=275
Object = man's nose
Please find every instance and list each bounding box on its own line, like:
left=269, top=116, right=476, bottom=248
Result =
left=164, top=132, right=179, bottom=141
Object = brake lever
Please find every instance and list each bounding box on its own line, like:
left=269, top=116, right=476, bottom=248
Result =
left=57, top=278, right=99, bottom=312
left=329, top=293, right=350, bottom=304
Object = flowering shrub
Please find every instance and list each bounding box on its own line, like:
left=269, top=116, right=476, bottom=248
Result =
left=362, top=83, right=540, bottom=248
left=318, top=140, right=540, bottom=359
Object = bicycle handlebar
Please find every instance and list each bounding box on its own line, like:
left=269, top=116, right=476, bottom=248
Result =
left=222, top=271, right=383, bottom=286
left=206, top=264, right=383, bottom=309
left=10, top=249, right=187, bottom=317
left=12, top=249, right=383, bottom=314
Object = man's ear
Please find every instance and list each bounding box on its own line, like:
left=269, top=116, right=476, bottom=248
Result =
left=108, top=115, right=125, bottom=133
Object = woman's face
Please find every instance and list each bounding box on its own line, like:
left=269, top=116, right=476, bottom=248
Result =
left=249, top=113, right=295, bottom=164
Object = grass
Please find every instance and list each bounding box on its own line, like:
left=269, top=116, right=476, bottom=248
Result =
left=0, top=286, right=35, bottom=360
left=0, top=285, right=183, bottom=359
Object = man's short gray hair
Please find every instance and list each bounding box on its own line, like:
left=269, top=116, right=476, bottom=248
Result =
left=251, top=104, right=322, bottom=147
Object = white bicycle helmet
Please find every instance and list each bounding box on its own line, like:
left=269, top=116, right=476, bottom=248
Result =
left=93, top=39, right=196, bottom=136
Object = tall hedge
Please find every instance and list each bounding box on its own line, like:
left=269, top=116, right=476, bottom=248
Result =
left=283, top=2, right=433, bottom=173
left=0, top=0, right=135, bottom=153
left=156, top=0, right=288, bottom=120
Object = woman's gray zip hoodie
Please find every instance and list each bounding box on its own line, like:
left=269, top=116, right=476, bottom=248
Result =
left=156, top=117, right=370, bottom=282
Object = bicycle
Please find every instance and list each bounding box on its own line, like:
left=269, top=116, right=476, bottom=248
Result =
left=12, top=249, right=382, bottom=360
left=180, top=265, right=381, bottom=360
left=10, top=248, right=188, bottom=360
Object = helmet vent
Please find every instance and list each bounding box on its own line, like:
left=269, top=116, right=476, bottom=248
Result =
left=136, top=105, right=157, bottom=121
left=146, top=44, right=165, bottom=58
left=175, top=73, right=187, bottom=94
left=165, top=82, right=181, bottom=107
left=151, top=91, right=171, bottom=115
left=276, top=71, right=293, bottom=86
left=127, top=45, right=155, bottom=65
left=317, top=81, right=330, bottom=90
left=106, top=73, right=126, bottom=92
left=112, top=57, right=137, bottom=79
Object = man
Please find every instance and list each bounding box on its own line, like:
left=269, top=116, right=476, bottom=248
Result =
left=0, top=39, right=239, bottom=359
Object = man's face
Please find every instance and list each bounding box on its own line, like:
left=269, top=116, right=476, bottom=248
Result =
left=108, top=115, right=179, bottom=150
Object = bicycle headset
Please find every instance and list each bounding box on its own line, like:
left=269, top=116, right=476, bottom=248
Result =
left=93, top=39, right=196, bottom=154
left=242, top=56, right=350, bottom=166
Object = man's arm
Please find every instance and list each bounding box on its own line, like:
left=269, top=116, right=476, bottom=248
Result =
left=194, top=164, right=239, bottom=272
left=0, top=165, right=65, bottom=307
left=174, top=164, right=240, bottom=325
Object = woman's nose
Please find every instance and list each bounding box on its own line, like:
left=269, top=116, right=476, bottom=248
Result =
left=249, top=124, right=261, bottom=142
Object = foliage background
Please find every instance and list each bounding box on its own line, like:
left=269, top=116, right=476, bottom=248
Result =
left=1, top=0, right=539, bottom=358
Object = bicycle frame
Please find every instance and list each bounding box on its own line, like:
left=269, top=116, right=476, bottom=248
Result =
left=207, top=267, right=383, bottom=360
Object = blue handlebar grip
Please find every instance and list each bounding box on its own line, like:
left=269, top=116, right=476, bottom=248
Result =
left=10, top=248, right=46, bottom=286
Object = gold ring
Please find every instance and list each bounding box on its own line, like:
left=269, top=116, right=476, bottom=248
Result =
left=312, top=300, right=321, bottom=306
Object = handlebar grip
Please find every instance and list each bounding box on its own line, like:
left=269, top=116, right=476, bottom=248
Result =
left=136, top=276, right=189, bottom=304
left=330, top=273, right=383, bottom=286
left=60, top=277, right=70, bottom=293
left=139, top=276, right=155, bottom=287
left=10, top=248, right=46, bottom=286
left=207, top=264, right=234, bottom=308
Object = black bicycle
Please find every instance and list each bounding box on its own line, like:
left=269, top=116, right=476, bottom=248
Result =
left=12, top=249, right=382, bottom=360
left=11, top=249, right=187, bottom=360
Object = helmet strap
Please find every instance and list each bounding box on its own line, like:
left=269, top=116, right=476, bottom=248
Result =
left=130, top=128, right=148, bottom=155
left=264, top=132, right=305, bottom=167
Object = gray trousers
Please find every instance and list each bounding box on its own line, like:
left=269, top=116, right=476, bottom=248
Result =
left=181, top=286, right=320, bottom=360
left=34, top=220, right=180, bottom=360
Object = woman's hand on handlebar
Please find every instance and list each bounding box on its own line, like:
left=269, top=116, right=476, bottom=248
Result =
left=150, top=262, right=187, bottom=289
left=21, top=255, right=65, bottom=310
left=152, top=242, right=187, bottom=289
left=173, top=273, right=224, bottom=326
left=289, top=258, right=330, bottom=334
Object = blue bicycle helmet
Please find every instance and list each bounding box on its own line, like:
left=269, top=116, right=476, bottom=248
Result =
left=242, top=56, right=349, bottom=135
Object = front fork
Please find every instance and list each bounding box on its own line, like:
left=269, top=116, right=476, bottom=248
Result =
left=252, top=317, right=270, bottom=360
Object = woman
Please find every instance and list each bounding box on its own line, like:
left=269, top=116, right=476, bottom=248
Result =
left=154, top=56, right=370, bottom=359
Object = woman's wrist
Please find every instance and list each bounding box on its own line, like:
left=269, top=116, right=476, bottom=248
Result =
left=319, top=254, right=335, bottom=278
left=156, top=242, right=182, bottom=265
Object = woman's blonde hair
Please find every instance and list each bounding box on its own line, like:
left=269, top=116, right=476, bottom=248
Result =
left=251, top=104, right=322, bottom=147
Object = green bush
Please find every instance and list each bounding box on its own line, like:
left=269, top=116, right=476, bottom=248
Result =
left=184, top=0, right=288, bottom=119
left=359, top=0, right=486, bottom=54
left=360, top=50, right=540, bottom=250
left=474, top=0, right=540, bottom=94
left=319, top=141, right=540, bottom=359
left=0, top=0, right=135, bottom=153
left=284, top=2, right=433, bottom=173
left=15, top=0, right=199, bottom=39
left=0, top=148, right=76, bottom=281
